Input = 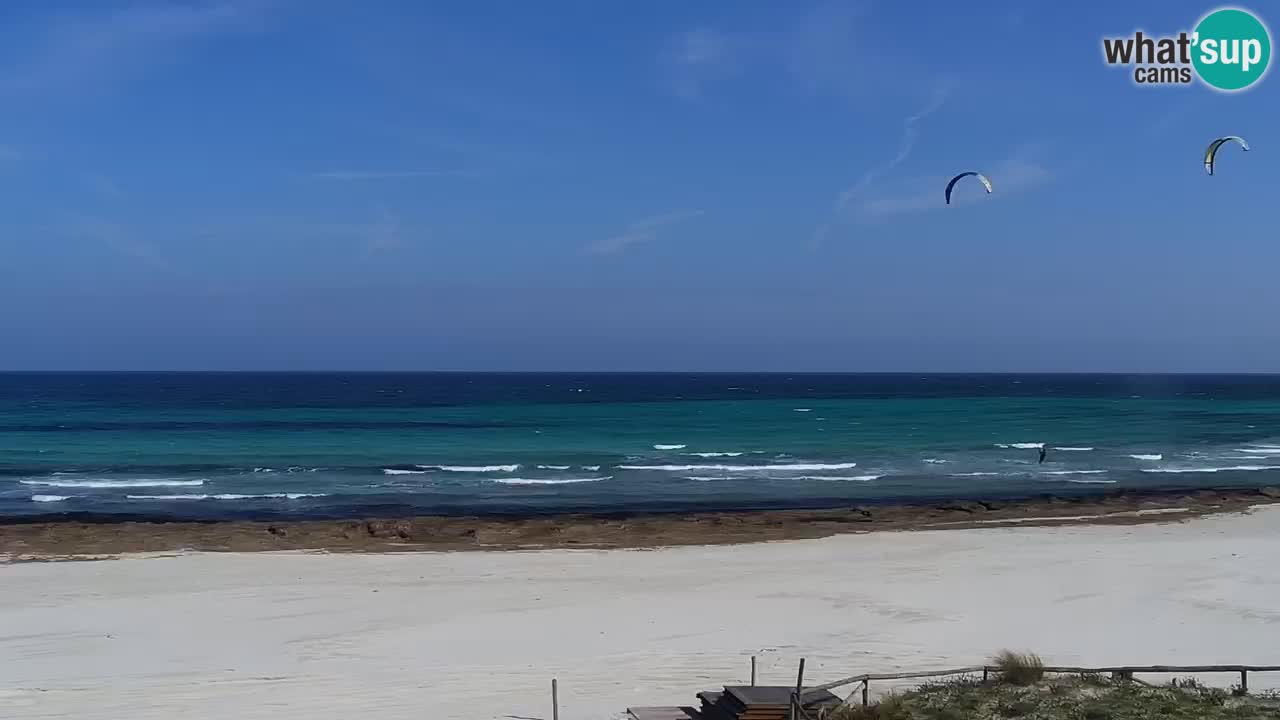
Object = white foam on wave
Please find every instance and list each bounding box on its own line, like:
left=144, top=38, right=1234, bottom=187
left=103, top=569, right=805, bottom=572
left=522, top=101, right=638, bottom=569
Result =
left=383, top=469, right=426, bottom=475
left=1008, top=442, right=1044, bottom=449
left=20, top=478, right=205, bottom=489
left=422, top=464, right=519, bottom=473
left=951, top=472, right=1003, bottom=477
left=620, top=462, right=857, bottom=472
left=1129, top=454, right=1163, bottom=461
left=653, top=444, right=686, bottom=450
left=1236, top=447, right=1280, bottom=455
left=923, top=458, right=947, bottom=464
left=796, top=474, right=881, bottom=482
left=493, top=477, right=609, bottom=486
left=1141, top=465, right=1279, bottom=474
left=1054, top=447, right=1094, bottom=452
left=126, top=493, right=327, bottom=501
left=687, top=452, right=744, bottom=458
left=31, top=495, right=69, bottom=502
left=1041, top=470, right=1108, bottom=476
left=582, top=465, right=601, bottom=471
left=682, top=474, right=878, bottom=482
left=536, top=465, right=571, bottom=470
left=793, top=408, right=812, bottom=412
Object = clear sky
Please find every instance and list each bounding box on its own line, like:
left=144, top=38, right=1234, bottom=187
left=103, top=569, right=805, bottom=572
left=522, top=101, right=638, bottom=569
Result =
left=0, top=0, right=1276, bottom=372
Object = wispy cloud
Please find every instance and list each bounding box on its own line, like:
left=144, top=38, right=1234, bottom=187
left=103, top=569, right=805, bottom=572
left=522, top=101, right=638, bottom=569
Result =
left=303, top=170, right=474, bottom=181
left=838, top=85, right=950, bottom=211
left=1, top=2, right=270, bottom=96
left=784, top=1, right=873, bottom=97
left=180, top=211, right=423, bottom=255
left=661, top=28, right=741, bottom=100
left=61, top=215, right=170, bottom=269
left=662, top=2, right=910, bottom=102
left=812, top=85, right=951, bottom=246
left=856, top=145, right=1054, bottom=218
left=587, top=210, right=705, bottom=256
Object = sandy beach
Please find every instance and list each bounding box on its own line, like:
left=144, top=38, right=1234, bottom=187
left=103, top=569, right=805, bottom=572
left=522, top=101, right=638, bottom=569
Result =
left=4, top=505, right=1280, bottom=720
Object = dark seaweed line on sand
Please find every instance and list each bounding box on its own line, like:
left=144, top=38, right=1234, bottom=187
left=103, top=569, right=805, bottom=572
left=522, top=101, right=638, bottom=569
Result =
left=4, top=484, right=1278, bottom=526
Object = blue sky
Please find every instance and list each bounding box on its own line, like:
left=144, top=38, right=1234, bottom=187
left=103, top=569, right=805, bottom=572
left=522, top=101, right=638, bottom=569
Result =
left=0, top=0, right=1276, bottom=371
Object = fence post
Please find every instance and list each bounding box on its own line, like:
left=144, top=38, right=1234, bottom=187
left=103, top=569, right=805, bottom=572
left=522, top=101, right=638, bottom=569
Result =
left=861, top=679, right=869, bottom=708
left=752, top=655, right=757, bottom=686
left=983, top=667, right=989, bottom=682
left=552, top=678, right=559, bottom=720
left=790, top=658, right=806, bottom=720
left=1240, top=670, right=1248, bottom=695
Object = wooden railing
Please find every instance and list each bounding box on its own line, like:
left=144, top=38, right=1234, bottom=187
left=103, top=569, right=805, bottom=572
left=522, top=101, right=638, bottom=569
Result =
left=785, top=661, right=1280, bottom=716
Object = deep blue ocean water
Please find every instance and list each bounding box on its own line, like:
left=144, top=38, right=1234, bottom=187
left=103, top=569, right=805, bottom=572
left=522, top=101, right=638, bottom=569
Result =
left=3, top=372, right=1280, bottom=520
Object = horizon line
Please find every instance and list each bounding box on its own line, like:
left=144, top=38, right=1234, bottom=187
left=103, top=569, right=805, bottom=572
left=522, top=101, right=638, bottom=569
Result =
left=4, top=370, right=1280, bottom=376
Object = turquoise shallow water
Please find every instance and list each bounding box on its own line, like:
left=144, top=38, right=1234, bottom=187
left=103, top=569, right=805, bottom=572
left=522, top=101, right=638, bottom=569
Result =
left=3, top=372, right=1280, bottom=519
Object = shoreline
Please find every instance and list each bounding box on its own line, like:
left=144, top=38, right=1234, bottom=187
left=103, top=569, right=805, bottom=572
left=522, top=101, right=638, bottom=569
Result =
left=3, top=485, right=1278, bottom=559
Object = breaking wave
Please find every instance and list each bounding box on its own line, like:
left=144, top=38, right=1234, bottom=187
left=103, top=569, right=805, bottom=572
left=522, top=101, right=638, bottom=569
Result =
left=20, top=478, right=206, bottom=489
left=492, top=477, right=609, bottom=486
left=31, top=495, right=69, bottom=502
left=619, top=462, right=857, bottom=472
left=422, top=464, right=520, bottom=473
left=126, top=493, right=327, bottom=501
left=1141, top=465, right=1279, bottom=474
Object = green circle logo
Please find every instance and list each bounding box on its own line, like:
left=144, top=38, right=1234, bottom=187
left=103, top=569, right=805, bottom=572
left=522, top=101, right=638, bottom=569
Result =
left=1192, top=7, right=1272, bottom=91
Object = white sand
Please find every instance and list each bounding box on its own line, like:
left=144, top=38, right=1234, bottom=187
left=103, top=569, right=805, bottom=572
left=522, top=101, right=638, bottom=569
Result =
left=4, top=507, right=1280, bottom=720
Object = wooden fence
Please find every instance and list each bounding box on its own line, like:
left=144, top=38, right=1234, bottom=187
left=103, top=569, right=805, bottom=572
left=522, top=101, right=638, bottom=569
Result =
left=783, top=661, right=1280, bottom=718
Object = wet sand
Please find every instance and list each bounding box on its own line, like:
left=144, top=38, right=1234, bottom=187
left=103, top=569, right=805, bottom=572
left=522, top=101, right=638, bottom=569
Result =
left=3, top=486, right=1278, bottom=559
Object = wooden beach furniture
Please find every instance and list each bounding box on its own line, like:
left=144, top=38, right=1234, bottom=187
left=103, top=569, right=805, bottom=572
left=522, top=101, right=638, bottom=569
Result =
left=630, top=685, right=841, bottom=720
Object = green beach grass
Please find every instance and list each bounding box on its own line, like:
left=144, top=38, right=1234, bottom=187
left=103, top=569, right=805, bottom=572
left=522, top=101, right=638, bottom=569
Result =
left=822, top=653, right=1280, bottom=720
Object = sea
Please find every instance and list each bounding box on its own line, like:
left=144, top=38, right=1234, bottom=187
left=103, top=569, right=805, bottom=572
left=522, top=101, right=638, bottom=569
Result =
left=3, top=372, right=1280, bottom=521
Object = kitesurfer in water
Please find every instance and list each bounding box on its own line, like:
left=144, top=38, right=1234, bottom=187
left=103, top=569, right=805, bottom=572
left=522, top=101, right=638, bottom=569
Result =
left=1038, top=446, right=1047, bottom=464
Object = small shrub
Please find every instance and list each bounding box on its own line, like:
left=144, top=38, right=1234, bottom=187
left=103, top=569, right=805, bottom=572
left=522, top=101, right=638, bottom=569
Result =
left=1082, top=704, right=1112, bottom=720
left=994, top=697, right=1037, bottom=717
left=992, top=650, right=1045, bottom=686
left=823, top=693, right=912, bottom=720
left=933, top=707, right=966, bottom=720
left=1202, top=687, right=1229, bottom=706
